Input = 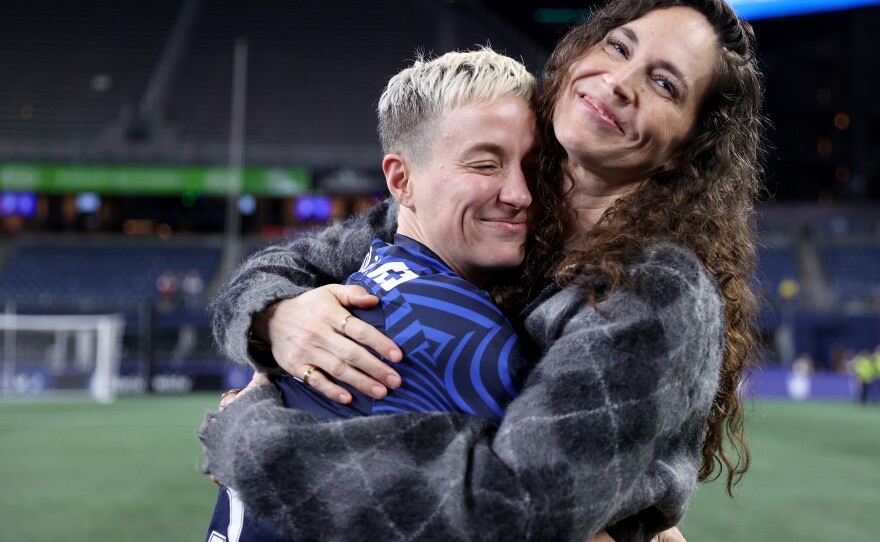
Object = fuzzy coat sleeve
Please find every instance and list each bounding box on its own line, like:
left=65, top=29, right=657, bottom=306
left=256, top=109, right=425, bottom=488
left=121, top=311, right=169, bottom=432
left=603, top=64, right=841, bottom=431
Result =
left=199, top=243, right=724, bottom=541
left=208, top=199, right=398, bottom=370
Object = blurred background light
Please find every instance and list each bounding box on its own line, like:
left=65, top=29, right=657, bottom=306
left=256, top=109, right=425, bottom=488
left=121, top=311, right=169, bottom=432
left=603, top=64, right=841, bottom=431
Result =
left=728, top=0, right=880, bottom=19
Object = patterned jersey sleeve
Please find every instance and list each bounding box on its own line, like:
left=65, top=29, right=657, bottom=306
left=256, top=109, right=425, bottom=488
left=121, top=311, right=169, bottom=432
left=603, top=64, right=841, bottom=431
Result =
left=199, top=243, right=725, bottom=541
left=209, top=199, right=398, bottom=370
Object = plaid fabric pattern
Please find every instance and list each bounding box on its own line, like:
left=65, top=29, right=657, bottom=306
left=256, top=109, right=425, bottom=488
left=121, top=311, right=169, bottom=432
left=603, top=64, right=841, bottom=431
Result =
left=204, top=201, right=724, bottom=542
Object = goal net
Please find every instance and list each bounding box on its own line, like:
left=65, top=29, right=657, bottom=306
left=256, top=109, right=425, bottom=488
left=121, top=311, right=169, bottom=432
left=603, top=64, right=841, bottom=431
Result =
left=0, top=313, right=125, bottom=403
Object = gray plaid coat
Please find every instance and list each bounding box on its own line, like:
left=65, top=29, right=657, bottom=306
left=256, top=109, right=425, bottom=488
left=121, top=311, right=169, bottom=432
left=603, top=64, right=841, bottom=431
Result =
left=201, top=199, right=724, bottom=541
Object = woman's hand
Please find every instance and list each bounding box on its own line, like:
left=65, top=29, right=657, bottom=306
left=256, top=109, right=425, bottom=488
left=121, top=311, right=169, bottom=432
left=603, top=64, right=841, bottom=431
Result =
left=652, top=526, right=686, bottom=542
left=211, top=372, right=272, bottom=486
left=586, top=526, right=686, bottom=542
left=218, top=372, right=271, bottom=410
left=253, top=284, right=403, bottom=404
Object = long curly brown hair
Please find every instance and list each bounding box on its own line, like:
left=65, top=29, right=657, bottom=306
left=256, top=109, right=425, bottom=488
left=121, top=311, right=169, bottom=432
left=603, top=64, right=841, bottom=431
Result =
left=503, top=0, right=765, bottom=497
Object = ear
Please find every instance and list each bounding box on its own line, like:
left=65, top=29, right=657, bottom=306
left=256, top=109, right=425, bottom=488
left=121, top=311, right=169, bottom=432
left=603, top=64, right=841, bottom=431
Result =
left=383, top=154, right=414, bottom=209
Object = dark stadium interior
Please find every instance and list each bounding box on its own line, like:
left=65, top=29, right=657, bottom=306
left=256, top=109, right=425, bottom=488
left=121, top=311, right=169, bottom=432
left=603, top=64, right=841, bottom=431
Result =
left=1, top=0, right=880, bottom=391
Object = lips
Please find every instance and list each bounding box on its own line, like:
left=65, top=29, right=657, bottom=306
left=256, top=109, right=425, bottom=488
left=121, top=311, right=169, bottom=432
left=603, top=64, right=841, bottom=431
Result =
left=578, top=93, right=624, bottom=134
left=479, top=217, right=528, bottom=233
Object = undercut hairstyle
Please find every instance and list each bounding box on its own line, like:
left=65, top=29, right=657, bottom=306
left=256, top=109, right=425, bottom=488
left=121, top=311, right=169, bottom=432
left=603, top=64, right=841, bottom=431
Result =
left=503, top=0, right=766, bottom=497
left=377, top=48, right=537, bottom=165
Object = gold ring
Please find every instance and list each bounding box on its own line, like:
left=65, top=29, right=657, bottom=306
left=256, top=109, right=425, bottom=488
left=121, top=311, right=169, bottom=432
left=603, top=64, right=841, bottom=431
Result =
left=221, top=388, right=243, bottom=399
left=302, top=365, right=319, bottom=385
left=340, top=314, right=354, bottom=336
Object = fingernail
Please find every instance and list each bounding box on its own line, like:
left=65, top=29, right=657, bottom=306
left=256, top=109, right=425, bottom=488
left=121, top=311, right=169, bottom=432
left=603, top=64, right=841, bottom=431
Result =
left=339, top=394, right=351, bottom=404
left=387, top=375, right=401, bottom=388
left=371, top=385, right=386, bottom=398
left=389, top=348, right=402, bottom=361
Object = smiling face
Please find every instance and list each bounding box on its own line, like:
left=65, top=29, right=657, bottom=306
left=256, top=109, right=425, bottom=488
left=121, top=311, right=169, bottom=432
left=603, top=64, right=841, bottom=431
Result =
left=552, top=6, right=719, bottom=185
left=388, top=95, right=538, bottom=287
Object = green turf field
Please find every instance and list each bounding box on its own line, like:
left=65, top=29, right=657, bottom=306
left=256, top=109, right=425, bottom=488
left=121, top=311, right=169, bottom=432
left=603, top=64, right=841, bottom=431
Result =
left=681, top=401, right=880, bottom=541
left=1, top=394, right=219, bottom=542
left=2, top=395, right=878, bottom=541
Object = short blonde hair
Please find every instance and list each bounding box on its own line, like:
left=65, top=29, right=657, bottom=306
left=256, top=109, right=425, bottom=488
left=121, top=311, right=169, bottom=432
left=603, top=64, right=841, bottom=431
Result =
left=378, top=48, right=536, bottom=164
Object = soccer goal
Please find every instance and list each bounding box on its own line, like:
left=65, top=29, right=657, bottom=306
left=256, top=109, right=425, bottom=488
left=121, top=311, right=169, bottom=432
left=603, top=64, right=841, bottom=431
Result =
left=0, top=313, right=126, bottom=403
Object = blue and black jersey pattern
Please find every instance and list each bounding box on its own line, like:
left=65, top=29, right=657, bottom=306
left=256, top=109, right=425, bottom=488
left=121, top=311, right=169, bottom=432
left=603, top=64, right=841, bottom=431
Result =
left=347, top=234, right=528, bottom=422
left=205, top=234, right=529, bottom=541
left=206, top=487, right=288, bottom=542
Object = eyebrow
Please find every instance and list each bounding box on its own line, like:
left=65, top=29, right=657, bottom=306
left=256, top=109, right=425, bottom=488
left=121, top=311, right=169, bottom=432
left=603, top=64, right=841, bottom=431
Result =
left=462, top=142, right=539, bottom=161
left=618, top=25, right=688, bottom=88
left=463, top=142, right=505, bottom=156
left=620, top=26, right=638, bottom=44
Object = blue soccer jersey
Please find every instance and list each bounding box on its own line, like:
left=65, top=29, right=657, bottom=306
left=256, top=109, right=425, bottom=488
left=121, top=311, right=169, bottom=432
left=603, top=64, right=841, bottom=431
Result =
left=205, top=235, right=529, bottom=541
left=345, top=234, right=528, bottom=420
left=206, top=487, right=288, bottom=542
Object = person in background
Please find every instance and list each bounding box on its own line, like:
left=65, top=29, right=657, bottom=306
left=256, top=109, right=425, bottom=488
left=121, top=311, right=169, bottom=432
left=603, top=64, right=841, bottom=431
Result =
left=872, top=346, right=880, bottom=398
left=853, top=349, right=876, bottom=404
left=155, top=269, right=179, bottom=311
left=181, top=268, right=205, bottom=309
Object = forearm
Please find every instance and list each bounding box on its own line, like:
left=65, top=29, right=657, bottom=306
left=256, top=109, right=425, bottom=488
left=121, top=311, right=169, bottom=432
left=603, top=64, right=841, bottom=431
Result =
left=200, top=368, right=657, bottom=541
left=200, top=325, right=704, bottom=540
left=209, top=199, right=398, bottom=369
left=200, top=385, right=515, bottom=541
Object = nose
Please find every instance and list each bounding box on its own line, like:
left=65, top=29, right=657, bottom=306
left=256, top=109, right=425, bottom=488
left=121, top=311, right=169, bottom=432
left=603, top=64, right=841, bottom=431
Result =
left=604, top=64, right=638, bottom=103
left=500, top=166, right=533, bottom=210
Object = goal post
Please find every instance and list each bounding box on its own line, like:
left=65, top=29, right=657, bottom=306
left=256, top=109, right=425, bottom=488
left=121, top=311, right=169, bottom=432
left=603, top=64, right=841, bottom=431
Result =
left=0, top=313, right=126, bottom=403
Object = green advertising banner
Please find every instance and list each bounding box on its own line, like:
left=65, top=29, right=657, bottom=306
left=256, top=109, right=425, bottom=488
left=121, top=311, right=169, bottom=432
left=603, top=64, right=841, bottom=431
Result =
left=0, top=163, right=310, bottom=197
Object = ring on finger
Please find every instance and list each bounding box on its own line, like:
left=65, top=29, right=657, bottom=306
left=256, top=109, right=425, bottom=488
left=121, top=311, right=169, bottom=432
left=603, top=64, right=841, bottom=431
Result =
left=221, top=388, right=243, bottom=399
left=297, top=365, right=319, bottom=385
left=340, top=314, right=354, bottom=337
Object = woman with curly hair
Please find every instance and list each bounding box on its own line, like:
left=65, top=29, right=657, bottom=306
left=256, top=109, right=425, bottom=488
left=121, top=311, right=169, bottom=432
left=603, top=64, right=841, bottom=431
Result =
left=200, top=0, right=765, bottom=540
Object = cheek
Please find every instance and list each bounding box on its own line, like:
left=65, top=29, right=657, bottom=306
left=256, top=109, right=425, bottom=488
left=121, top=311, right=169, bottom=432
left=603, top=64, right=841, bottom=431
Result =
left=640, top=111, right=687, bottom=152
left=551, top=108, right=566, bottom=142
left=553, top=96, right=577, bottom=134
left=553, top=113, right=586, bottom=156
left=663, top=116, right=696, bottom=155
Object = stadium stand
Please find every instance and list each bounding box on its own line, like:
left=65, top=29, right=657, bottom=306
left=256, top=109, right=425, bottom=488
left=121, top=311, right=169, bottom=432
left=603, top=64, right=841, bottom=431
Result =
left=754, top=204, right=880, bottom=309
left=820, top=244, right=880, bottom=304
left=0, top=241, right=220, bottom=305
left=0, top=1, right=182, bottom=143
left=164, top=0, right=548, bottom=167
left=1, top=0, right=548, bottom=167
left=816, top=216, right=880, bottom=238
left=757, top=244, right=800, bottom=305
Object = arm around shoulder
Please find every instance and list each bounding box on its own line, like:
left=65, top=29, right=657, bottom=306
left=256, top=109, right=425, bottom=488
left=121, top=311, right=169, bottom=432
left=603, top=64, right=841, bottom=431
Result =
left=199, top=243, right=724, bottom=541
left=209, top=200, right=399, bottom=369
